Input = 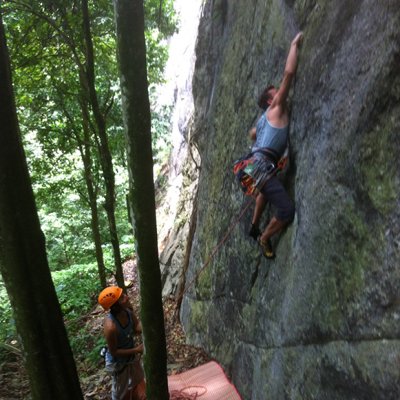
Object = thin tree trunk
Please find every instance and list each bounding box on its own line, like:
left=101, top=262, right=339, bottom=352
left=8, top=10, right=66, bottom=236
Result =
left=175, top=190, right=198, bottom=318
left=61, top=90, right=107, bottom=287
left=113, top=0, right=169, bottom=399
left=81, top=0, right=124, bottom=288
left=79, top=98, right=107, bottom=287
left=0, top=15, right=83, bottom=400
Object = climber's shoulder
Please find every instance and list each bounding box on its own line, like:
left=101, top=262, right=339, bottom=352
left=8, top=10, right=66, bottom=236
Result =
left=266, top=104, right=289, bottom=127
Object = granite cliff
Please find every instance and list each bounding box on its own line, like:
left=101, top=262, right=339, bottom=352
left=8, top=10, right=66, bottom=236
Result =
left=164, top=1, right=400, bottom=398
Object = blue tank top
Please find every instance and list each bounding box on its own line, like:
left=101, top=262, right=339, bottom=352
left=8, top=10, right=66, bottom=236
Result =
left=252, top=111, right=288, bottom=158
left=105, top=310, right=135, bottom=365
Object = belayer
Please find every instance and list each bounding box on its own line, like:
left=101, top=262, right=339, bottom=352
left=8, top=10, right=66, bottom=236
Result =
left=234, top=32, right=303, bottom=258
left=98, top=286, right=146, bottom=400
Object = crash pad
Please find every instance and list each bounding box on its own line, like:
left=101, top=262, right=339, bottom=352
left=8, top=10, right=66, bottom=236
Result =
left=168, top=361, right=242, bottom=400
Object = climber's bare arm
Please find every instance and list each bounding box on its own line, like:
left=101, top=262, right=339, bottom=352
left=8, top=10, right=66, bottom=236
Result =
left=270, top=32, right=303, bottom=111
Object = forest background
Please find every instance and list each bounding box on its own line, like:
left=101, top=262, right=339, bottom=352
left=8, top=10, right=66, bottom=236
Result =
left=0, top=0, right=179, bottom=387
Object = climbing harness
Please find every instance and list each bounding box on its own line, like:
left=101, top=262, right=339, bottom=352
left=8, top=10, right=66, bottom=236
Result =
left=233, top=148, right=286, bottom=196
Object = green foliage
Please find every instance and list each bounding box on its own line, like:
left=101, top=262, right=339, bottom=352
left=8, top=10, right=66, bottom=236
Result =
left=0, top=0, right=178, bottom=374
left=88, top=336, right=107, bottom=364
left=2, top=0, right=177, bottom=274
left=144, top=0, right=178, bottom=38
left=52, top=262, right=108, bottom=366
left=52, top=263, right=102, bottom=317
left=0, top=279, right=15, bottom=343
left=0, top=262, right=104, bottom=354
left=146, top=30, right=169, bottom=84
left=150, top=89, right=173, bottom=167
left=70, top=330, right=106, bottom=365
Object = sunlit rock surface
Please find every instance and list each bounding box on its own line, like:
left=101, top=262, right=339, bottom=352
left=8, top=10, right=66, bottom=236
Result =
left=157, top=0, right=202, bottom=296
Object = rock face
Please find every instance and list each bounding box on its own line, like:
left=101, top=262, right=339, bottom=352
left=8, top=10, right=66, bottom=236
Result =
left=157, top=0, right=202, bottom=297
left=179, top=0, right=400, bottom=398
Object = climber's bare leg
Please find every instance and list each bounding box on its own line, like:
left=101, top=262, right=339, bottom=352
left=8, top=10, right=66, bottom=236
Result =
left=252, top=193, right=267, bottom=227
left=260, top=217, right=287, bottom=244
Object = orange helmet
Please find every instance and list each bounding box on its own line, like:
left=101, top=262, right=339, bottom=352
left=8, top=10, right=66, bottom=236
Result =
left=98, top=286, right=123, bottom=310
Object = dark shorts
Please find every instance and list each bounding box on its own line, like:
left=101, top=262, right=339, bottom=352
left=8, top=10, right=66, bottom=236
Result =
left=260, top=176, right=295, bottom=222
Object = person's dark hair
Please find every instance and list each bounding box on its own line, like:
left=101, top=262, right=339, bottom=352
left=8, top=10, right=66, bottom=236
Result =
left=257, top=85, right=275, bottom=110
left=110, top=301, right=123, bottom=317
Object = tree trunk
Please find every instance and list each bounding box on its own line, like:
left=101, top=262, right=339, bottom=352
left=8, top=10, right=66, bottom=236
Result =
left=79, top=98, right=107, bottom=287
left=175, top=190, right=198, bottom=318
left=0, top=15, right=83, bottom=400
left=113, top=1, right=169, bottom=399
left=81, top=0, right=124, bottom=288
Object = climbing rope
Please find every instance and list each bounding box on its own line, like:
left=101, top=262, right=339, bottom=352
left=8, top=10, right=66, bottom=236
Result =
left=170, top=385, right=207, bottom=399
left=179, top=197, right=253, bottom=299
left=174, top=155, right=283, bottom=317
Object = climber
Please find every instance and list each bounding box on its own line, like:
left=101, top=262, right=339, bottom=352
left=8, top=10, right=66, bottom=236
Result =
left=248, top=32, right=303, bottom=258
left=98, top=286, right=146, bottom=400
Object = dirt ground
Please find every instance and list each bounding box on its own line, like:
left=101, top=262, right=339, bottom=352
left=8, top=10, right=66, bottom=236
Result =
left=0, top=260, right=209, bottom=400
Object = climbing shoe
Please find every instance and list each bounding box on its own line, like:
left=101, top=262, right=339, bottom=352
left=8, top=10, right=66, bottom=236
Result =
left=248, top=224, right=261, bottom=240
left=259, top=238, right=275, bottom=259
